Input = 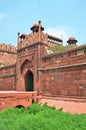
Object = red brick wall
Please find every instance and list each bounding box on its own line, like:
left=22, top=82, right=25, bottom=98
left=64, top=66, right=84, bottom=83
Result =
left=0, top=44, right=17, bottom=65
left=0, top=41, right=86, bottom=98
left=0, top=92, right=37, bottom=110
left=41, top=49, right=86, bottom=68
left=40, top=65, right=86, bottom=97
left=0, top=65, right=16, bottom=90
left=0, top=65, right=16, bottom=75
left=0, top=76, right=16, bottom=90
left=40, top=46, right=86, bottom=97
left=0, top=51, right=17, bottom=65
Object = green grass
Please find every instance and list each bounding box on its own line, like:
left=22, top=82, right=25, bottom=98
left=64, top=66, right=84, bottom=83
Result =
left=0, top=103, right=86, bottom=130
left=50, top=45, right=70, bottom=52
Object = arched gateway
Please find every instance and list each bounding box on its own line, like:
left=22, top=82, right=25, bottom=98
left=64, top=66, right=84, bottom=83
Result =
left=21, top=60, right=34, bottom=91
left=26, top=71, right=34, bottom=91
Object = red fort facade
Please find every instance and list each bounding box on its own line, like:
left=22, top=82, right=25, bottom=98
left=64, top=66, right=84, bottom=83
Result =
left=0, top=21, right=86, bottom=113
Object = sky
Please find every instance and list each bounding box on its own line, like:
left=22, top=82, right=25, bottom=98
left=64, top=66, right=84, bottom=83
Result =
left=0, top=0, right=86, bottom=46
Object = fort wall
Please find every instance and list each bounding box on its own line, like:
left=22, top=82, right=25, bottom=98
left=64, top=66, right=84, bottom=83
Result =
left=0, top=43, right=17, bottom=65
left=0, top=64, right=16, bottom=90
left=0, top=21, right=86, bottom=112
left=40, top=64, right=86, bottom=97
left=41, top=45, right=86, bottom=68
left=39, top=45, right=86, bottom=97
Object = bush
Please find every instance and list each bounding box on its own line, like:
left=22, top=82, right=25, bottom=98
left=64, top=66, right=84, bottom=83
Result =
left=0, top=103, right=86, bottom=130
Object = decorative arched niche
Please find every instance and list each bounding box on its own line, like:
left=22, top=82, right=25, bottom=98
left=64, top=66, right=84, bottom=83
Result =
left=21, top=60, right=34, bottom=91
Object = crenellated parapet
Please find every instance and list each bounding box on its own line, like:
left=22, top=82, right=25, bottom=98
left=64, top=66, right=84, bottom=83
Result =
left=18, top=32, right=63, bottom=50
left=17, top=21, right=63, bottom=50
left=18, top=32, right=39, bottom=49
left=0, top=43, right=17, bottom=53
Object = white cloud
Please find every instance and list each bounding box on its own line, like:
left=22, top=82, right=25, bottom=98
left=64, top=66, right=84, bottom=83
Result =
left=44, top=26, right=72, bottom=45
left=0, top=13, right=7, bottom=19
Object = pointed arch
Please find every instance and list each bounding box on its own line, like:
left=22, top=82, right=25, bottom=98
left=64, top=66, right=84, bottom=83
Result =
left=25, top=70, right=34, bottom=91
left=21, top=59, right=33, bottom=74
left=21, top=60, right=34, bottom=91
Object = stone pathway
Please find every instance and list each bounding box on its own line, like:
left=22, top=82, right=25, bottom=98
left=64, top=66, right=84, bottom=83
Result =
left=39, top=97, right=86, bottom=114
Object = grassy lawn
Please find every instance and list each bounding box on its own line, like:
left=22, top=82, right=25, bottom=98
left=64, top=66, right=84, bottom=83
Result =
left=0, top=103, right=86, bottom=130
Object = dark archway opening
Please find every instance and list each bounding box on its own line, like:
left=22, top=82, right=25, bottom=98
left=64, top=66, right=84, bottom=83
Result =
left=15, top=105, right=25, bottom=109
left=26, top=71, right=34, bottom=91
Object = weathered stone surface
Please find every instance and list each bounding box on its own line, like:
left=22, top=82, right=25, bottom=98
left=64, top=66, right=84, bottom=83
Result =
left=0, top=21, right=86, bottom=112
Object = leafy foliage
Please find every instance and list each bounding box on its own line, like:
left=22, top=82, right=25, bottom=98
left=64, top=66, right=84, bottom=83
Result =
left=0, top=103, right=86, bottom=130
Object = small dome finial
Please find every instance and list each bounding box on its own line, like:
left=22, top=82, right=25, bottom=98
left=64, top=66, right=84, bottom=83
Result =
left=67, top=36, right=78, bottom=46
left=31, top=21, right=44, bottom=33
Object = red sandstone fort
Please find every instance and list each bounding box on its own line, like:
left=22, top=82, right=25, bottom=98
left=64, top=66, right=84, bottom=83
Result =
left=0, top=21, right=86, bottom=113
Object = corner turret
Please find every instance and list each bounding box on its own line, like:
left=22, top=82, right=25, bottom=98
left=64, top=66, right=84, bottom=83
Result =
left=31, top=21, right=44, bottom=33
left=67, top=37, right=78, bottom=47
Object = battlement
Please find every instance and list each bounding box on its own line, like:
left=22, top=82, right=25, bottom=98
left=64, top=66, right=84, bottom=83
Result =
left=0, top=43, right=17, bottom=53
left=41, top=44, right=86, bottom=69
left=18, top=32, right=62, bottom=49
left=17, top=21, right=62, bottom=50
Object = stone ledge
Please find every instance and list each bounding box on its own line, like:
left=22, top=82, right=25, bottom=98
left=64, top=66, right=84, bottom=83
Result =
left=0, top=73, right=16, bottom=78
left=0, top=64, right=16, bottom=69
left=38, top=62, right=86, bottom=71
